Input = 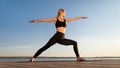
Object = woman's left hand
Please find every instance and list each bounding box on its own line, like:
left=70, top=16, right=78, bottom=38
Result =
left=80, top=16, right=88, bottom=19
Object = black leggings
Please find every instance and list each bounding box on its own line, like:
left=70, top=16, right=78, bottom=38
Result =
left=33, top=31, right=80, bottom=58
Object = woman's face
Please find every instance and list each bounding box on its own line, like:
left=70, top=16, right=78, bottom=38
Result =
left=62, top=11, right=66, bottom=17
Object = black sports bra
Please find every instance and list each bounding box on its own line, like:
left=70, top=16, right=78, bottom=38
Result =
left=55, top=19, right=66, bottom=28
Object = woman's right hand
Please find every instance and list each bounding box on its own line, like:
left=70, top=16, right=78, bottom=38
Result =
left=29, top=20, right=36, bottom=23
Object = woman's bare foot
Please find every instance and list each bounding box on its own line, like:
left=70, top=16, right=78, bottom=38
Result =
left=29, top=58, right=35, bottom=62
left=76, top=57, right=85, bottom=61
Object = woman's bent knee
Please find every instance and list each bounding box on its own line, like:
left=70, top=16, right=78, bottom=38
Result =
left=73, top=41, right=77, bottom=46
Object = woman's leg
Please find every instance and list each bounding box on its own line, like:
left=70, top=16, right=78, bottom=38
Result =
left=58, top=39, right=84, bottom=61
left=30, top=36, right=57, bottom=62
left=33, top=39, right=56, bottom=58
left=58, top=39, right=79, bottom=57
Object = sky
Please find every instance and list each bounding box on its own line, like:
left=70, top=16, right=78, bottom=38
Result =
left=0, top=0, right=120, bottom=57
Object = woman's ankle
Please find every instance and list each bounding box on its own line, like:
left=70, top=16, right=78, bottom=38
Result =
left=76, top=56, right=85, bottom=61
left=29, top=57, right=35, bottom=62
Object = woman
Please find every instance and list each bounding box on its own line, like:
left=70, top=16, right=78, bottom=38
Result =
left=29, top=9, right=87, bottom=62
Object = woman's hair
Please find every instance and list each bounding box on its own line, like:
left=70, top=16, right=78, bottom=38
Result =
left=57, top=8, right=65, bottom=18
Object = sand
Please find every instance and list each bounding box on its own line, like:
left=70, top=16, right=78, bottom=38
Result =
left=0, top=60, right=120, bottom=68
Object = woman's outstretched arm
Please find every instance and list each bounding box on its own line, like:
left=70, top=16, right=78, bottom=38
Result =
left=66, top=16, right=88, bottom=23
left=29, top=18, right=56, bottom=23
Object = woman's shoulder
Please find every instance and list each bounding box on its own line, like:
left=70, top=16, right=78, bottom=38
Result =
left=47, top=17, right=57, bottom=23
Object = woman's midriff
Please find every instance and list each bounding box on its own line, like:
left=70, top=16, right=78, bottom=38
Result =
left=56, top=27, right=66, bottom=34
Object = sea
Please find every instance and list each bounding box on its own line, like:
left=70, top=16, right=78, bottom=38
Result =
left=0, top=57, right=120, bottom=61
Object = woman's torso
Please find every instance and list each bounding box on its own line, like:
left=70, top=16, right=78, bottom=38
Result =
left=55, top=18, right=66, bottom=34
